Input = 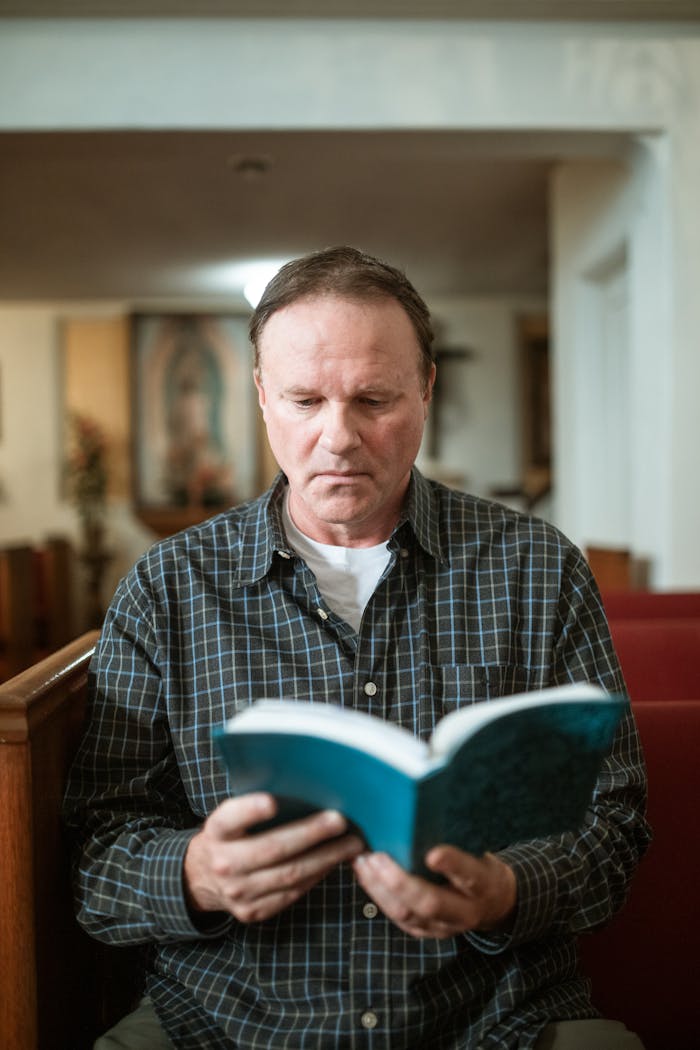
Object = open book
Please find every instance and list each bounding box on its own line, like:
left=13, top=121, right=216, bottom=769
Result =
left=215, top=683, right=626, bottom=877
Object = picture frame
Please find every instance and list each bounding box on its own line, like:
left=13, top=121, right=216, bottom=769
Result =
left=131, top=313, right=257, bottom=530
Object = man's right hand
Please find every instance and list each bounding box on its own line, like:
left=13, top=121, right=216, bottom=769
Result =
left=183, top=793, right=364, bottom=922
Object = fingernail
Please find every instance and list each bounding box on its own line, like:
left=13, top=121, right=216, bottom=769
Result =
left=359, top=852, right=382, bottom=871
left=323, top=809, right=346, bottom=831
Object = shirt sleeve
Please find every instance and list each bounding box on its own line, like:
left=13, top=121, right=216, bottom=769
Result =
left=468, top=545, right=651, bottom=954
left=62, top=564, right=231, bottom=946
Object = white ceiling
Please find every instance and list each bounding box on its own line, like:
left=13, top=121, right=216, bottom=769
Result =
left=1, top=1, right=698, bottom=19
left=0, top=129, right=634, bottom=306
left=1, top=1, right=664, bottom=304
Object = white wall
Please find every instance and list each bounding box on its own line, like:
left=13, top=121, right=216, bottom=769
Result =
left=418, top=296, right=546, bottom=499
left=551, top=143, right=674, bottom=586
left=0, top=308, right=69, bottom=541
left=2, top=18, right=700, bottom=584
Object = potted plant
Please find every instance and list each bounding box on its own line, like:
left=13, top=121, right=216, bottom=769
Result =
left=65, top=412, right=108, bottom=551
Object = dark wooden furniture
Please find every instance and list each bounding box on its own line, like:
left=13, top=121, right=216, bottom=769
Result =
left=0, top=631, right=138, bottom=1050
left=0, top=537, right=78, bottom=681
left=0, top=543, right=35, bottom=678
left=585, top=545, right=634, bottom=591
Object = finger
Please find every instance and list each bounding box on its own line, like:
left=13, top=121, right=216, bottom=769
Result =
left=352, top=853, right=434, bottom=915
left=234, top=809, right=352, bottom=874
left=425, top=845, right=482, bottom=892
left=236, top=831, right=364, bottom=900
left=208, top=793, right=278, bottom=839
left=426, top=847, right=517, bottom=930
left=353, top=853, right=475, bottom=933
left=229, top=870, right=325, bottom=924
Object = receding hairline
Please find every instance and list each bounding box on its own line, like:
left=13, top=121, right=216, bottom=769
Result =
left=249, top=246, right=435, bottom=387
left=253, top=291, right=431, bottom=388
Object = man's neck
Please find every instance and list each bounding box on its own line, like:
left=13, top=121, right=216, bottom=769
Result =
left=285, top=489, right=403, bottom=549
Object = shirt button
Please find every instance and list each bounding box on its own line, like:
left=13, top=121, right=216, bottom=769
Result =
left=399, top=547, right=410, bottom=558
left=360, top=1011, right=378, bottom=1030
left=277, top=549, right=291, bottom=559
left=363, top=681, right=377, bottom=697
left=362, top=902, right=378, bottom=919
left=317, top=608, right=329, bottom=621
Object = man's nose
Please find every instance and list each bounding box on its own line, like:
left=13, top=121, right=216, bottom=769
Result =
left=319, top=404, right=361, bottom=454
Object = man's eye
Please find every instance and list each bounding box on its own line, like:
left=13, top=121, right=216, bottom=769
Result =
left=361, top=398, right=385, bottom=408
left=294, top=398, right=317, bottom=409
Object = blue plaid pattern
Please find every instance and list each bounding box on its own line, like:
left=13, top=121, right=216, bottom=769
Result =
left=64, top=470, right=650, bottom=1049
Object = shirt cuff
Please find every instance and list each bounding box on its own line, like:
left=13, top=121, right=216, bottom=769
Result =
left=466, top=840, right=563, bottom=955
left=143, top=827, right=233, bottom=940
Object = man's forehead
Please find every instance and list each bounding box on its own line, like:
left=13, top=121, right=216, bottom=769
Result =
left=260, top=292, right=410, bottom=333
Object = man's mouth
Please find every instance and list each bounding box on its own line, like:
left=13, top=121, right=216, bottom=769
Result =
left=314, top=470, right=366, bottom=482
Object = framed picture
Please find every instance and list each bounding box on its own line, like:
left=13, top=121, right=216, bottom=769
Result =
left=131, top=314, right=256, bottom=524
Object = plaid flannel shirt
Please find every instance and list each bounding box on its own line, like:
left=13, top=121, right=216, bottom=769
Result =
left=64, top=469, right=650, bottom=1050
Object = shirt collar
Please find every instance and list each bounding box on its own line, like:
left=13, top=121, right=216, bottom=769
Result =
left=237, top=466, right=447, bottom=586
left=236, top=473, right=292, bottom=585
left=400, top=467, right=448, bottom=564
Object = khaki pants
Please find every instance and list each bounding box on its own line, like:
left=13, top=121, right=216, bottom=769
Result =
left=95, top=998, right=646, bottom=1049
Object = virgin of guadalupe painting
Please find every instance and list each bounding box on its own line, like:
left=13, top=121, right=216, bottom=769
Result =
left=132, top=314, right=255, bottom=511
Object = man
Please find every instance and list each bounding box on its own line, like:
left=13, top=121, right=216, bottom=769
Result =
left=64, top=246, right=650, bottom=1050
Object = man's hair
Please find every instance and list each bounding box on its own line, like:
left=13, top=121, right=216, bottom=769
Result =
left=249, top=246, right=435, bottom=386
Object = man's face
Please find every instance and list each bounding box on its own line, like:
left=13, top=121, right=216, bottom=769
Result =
left=255, top=294, right=435, bottom=546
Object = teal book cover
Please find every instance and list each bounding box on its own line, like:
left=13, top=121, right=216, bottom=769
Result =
left=215, top=684, right=626, bottom=877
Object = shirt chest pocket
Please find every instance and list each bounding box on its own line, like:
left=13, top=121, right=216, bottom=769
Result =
left=412, top=663, right=535, bottom=740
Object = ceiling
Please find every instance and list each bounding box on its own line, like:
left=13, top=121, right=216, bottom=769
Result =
left=1, top=1, right=699, bottom=19
left=0, top=129, right=635, bottom=307
left=1, top=4, right=688, bottom=306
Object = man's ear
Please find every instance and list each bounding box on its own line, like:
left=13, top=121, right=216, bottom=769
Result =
left=254, top=370, right=267, bottom=414
left=423, top=363, right=437, bottom=416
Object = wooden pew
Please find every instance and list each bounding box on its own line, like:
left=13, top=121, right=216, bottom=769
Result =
left=0, top=538, right=78, bottom=682
left=585, top=545, right=633, bottom=591
left=35, top=535, right=78, bottom=652
left=0, top=631, right=138, bottom=1050
left=0, top=543, right=35, bottom=679
left=2, top=628, right=693, bottom=1050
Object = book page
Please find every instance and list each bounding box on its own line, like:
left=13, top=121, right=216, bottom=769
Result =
left=429, top=683, right=608, bottom=759
left=226, top=701, right=430, bottom=777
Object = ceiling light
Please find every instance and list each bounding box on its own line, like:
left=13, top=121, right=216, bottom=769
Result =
left=228, top=153, right=274, bottom=183
left=192, top=257, right=290, bottom=303
left=243, top=260, right=288, bottom=308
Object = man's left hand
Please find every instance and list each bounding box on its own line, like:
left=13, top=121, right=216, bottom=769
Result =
left=353, top=846, right=517, bottom=939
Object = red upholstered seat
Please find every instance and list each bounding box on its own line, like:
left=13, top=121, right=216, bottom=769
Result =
left=579, top=700, right=700, bottom=1050
left=609, top=618, right=700, bottom=702
left=603, top=590, right=700, bottom=620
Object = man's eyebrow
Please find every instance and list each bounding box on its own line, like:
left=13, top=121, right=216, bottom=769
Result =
left=354, top=386, right=395, bottom=398
left=281, top=384, right=395, bottom=397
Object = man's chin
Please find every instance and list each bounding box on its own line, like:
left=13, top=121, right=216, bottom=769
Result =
left=314, top=495, right=373, bottom=524
left=305, top=482, right=376, bottom=522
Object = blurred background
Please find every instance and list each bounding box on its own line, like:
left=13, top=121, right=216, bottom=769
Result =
left=2, top=2, right=700, bottom=659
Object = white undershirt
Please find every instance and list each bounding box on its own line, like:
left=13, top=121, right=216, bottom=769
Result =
left=282, top=489, right=391, bottom=633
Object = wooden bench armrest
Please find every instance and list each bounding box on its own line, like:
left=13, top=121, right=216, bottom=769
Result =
left=0, top=633, right=102, bottom=1050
